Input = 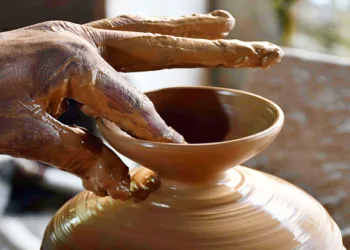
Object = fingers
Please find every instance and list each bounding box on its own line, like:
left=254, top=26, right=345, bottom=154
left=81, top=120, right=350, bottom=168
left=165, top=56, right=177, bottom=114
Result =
left=93, top=29, right=284, bottom=72
left=85, top=10, right=235, bottom=39
left=129, top=167, right=161, bottom=202
left=83, top=146, right=131, bottom=200
left=0, top=108, right=130, bottom=199
left=68, top=48, right=185, bottom=143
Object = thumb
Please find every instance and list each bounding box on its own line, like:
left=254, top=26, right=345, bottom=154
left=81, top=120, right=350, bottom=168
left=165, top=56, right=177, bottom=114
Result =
left=1, top=108, right=130, bottom=199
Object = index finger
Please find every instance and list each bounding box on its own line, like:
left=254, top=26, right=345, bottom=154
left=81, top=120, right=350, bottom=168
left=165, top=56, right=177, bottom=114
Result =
left=70, top=48, right=185, bottom=143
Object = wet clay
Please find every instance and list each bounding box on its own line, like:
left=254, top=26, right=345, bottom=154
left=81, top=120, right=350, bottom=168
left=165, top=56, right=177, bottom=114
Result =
left=0, top=10, right=283, bottom=199
left=86, top=10, right=236, bottom=39
left=41, top=87, right=345, bottom=249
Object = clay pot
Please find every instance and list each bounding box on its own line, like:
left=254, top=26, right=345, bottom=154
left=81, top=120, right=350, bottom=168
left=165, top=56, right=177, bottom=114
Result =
left=41, top=87, right=344, bottom=249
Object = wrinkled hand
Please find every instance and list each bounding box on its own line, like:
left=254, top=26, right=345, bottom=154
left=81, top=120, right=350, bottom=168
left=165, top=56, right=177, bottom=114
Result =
left=0, top=10, right=283, bottom=200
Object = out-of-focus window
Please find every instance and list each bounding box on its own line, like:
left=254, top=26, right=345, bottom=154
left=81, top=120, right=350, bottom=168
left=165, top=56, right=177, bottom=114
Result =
left=106, top=0, right=210, bottom=92
left=292, top=0, right=350, bottom=57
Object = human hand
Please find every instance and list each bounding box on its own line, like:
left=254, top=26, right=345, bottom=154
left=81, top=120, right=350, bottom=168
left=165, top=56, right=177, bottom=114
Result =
left=0, top=10, right=283, bottom=199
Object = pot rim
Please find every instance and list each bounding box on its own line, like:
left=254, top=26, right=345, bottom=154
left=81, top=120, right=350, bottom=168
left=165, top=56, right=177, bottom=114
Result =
left=97, top=86, right=284, bottom=148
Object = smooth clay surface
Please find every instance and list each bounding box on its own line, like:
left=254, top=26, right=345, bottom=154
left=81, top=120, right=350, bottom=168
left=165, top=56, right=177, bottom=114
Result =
left=41, top=87, right=345, bottom=249
left=41, top=166, right=344, bottom=250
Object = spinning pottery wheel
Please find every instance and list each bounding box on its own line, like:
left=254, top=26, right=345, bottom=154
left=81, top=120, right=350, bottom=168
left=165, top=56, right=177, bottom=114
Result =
left=41, top=87, right=345, bottom=250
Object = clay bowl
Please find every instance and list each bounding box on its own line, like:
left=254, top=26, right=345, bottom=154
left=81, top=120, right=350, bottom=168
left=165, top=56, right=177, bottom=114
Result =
left=97, top=86, right=284, bottom=181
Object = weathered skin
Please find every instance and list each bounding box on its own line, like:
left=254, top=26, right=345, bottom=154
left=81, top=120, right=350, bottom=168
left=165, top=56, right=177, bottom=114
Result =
left=0, top=10, right=283, bottom=200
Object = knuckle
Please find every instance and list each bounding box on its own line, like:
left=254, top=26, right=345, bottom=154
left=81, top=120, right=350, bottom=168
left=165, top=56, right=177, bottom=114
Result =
left=43, top=21, right=84, bottom=37
left=44, top=20, right=74, bottom=30
left=46, top=20, right=99, bottom=50
left=36, top=38, right=96, bottom=81
left=62, top=39, right=91, bottom=58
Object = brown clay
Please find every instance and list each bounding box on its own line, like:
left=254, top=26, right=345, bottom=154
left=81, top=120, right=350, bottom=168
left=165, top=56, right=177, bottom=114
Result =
left=0, top=10, right=283, bottom=198
left=86, top=10, right=235, bottom=39
left=41, top=87, right=345, bottom=249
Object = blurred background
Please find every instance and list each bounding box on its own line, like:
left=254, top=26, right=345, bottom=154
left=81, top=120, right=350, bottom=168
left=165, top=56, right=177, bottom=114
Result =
left=0, top=0, right=349, bottom=249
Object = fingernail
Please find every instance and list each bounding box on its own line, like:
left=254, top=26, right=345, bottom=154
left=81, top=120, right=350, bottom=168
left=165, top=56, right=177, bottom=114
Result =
left=130, top=181, right=139, bottom=192
left=210, top=10, right=233, bottom=20
left=149, top=176, right=155, bottom=183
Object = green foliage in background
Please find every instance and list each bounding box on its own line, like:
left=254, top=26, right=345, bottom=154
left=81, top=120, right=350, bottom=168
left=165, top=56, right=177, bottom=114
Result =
left=272, top=0, right=298, bottom=46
